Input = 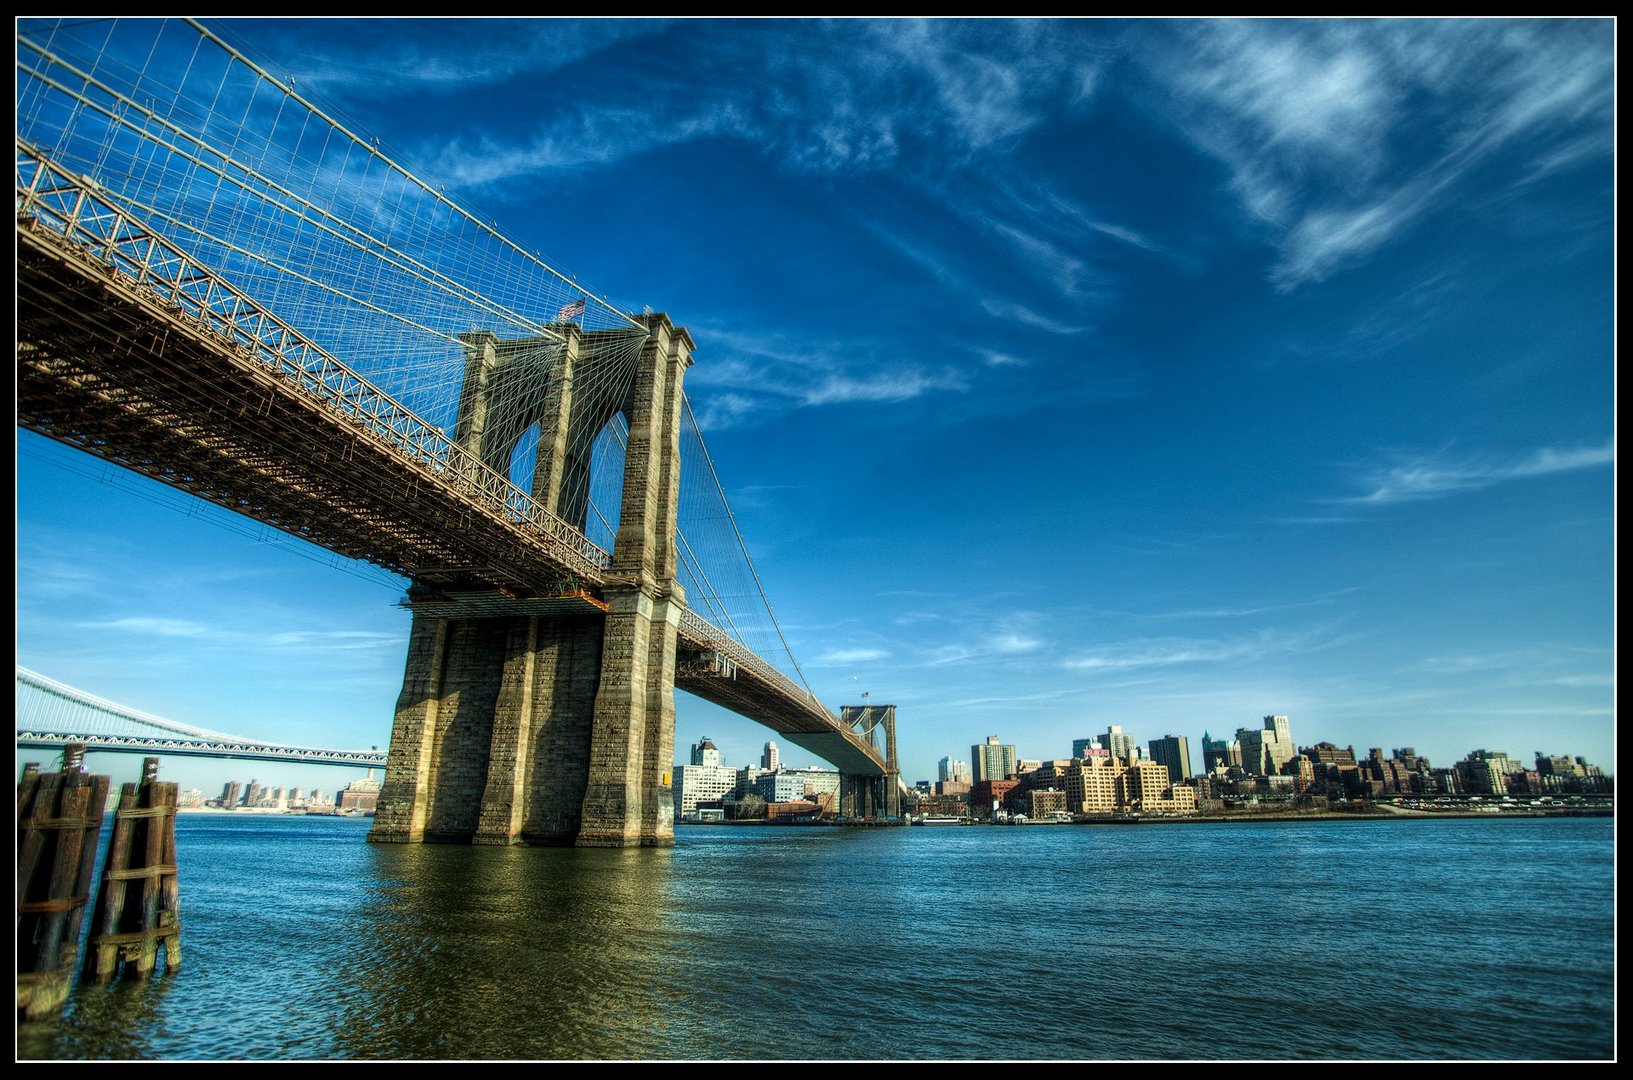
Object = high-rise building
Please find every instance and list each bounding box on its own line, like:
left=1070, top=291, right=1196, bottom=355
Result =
left=691, top=737, right=723, bottom=767
left=971, top=736, right=1018, bottom=782
left=761, top=740, right=780, bottom=771
left=1103, top=725, right=1138, bottom=763
left=1457, top=750, right=1520, bottom=795
left=1236, top=727, right=1272, bottom=776
left=1238, top=716, right=1296, bottom=776
left=1148, top=735, right=1192, bottom=783
left=1201, top=731, right=1229, bottom=771
left=938, top=756, right=970, bottom=783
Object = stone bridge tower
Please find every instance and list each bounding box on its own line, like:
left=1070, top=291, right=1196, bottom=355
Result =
left=369, top=313, right=693, bottom=848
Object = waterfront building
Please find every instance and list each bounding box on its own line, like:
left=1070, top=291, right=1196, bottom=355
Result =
left=1018, top=759, right=1076, bottom=795
left=219, top=780, right=242, bottom=810
left=1456, top=751, right=1516, bottom=796
left=757, top=766, right=841, bottom=804
left=1148, top=735, right=1191, bottom=783
left=1064, top=758, right=1120, bottom=815
left=1019, top=788, right=1068, bottom=818
left=1360, top=748, right=1420, bottom=794
left=970, top=778, right=1021, bottom=819
left=1057, top=757, right=1200, bottom=816
left=1533, top=753, right=1611, bottom=793
left=243, top=779, right=263, bottom=808
left=764, top=799, right=820, bottom=820
left=761, top=740, right=780, bottom=771
left=675, top=762, right=739, bottom=821
left=915, top=790, right=971, bottom=817
left=1117, top=760, right=1176, bottom=810
left=972, top=736, right=1018, bottom=782
left=938, top=756, right=970, bottom=784
left=337, top=773, right=381, bottom=813
left=1428, top=768, right=1463, bottom=795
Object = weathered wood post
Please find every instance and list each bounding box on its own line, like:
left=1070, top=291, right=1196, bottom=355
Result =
left=85, top=757, right=181, bottom=982
left=16, top=750, right=110, bottom=1021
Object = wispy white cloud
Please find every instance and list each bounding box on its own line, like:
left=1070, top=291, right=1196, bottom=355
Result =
left=1146, top=19, right=1613, bottom=287
left=978, top=299, right=1088, bottom=335
left=1271, top=171, right=1450, bottom=289
left=1063, top=627, right=1325, bottom=673
left=268, top=630, right=402, bottom=651
left=802, top=369, right=968, bottom=406
left=398, top=19, right=1106, bottom=191
left=817, top=647, right=890, bottom=665
left=246, top=19, right=668, bottom=98
left=688, top=391, right=761, bottom=431
left=80, top=617, right=214, bottom=638
left=988, top=632, right=1043, bottom=655
left=685, top=322, right=968, bottom=427
left=1414, top=643, right=1612, bottom=677
left=1346, top=440, right=1613, bottom=505
left=424, top=104, right=744, bottom=184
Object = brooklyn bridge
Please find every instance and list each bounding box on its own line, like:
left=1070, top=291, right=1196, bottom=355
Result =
left=16, top=18, right=901, bottom=846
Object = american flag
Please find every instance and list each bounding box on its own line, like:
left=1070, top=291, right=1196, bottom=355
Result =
left=556, top=298, right=586, bottom=321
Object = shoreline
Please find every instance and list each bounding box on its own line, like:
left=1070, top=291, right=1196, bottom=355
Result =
left=682, top=806, right=1614, bottom=828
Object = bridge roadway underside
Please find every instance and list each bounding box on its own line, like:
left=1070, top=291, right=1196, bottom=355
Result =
left=16, top=221, right=595, bottom=598
left=674, top=672, right=885, bottom=776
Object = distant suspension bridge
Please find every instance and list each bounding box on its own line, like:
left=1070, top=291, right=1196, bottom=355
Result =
left=14, top=666, right=388, bottom=768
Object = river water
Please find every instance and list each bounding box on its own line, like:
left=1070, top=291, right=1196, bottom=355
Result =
left=19, top=814, right=1615, bottom=1061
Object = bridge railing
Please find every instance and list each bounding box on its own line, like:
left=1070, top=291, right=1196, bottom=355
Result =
left=16, top=731, right=388, bottom=767
left=17, top=142, right=616, bottom=580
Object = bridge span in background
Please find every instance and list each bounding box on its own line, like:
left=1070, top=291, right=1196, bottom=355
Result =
left=16, top=666, right=388, bottom=769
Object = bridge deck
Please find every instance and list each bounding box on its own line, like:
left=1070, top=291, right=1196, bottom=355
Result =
left=17, top=216, right=605, bottom=597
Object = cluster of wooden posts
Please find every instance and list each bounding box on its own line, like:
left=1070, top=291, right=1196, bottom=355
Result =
left=17, top=752, right=181, bottom=1021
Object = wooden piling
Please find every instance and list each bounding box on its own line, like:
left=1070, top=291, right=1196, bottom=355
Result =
left=85, top=758, right=181, bottom=983
left=16, top=754, right=110, bottom=1021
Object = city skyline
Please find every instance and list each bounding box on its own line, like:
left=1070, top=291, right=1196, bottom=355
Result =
left=15, top=18, right=1614, bottom=791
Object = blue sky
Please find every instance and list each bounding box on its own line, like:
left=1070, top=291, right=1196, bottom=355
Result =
left=15, top=18, right=1615, bottom=792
